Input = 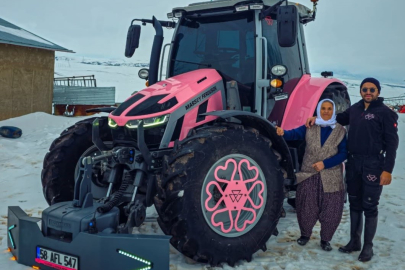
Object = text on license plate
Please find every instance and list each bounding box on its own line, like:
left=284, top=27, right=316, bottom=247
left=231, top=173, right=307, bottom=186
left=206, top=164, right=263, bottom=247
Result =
left=35, top=246, right=79, bottom=270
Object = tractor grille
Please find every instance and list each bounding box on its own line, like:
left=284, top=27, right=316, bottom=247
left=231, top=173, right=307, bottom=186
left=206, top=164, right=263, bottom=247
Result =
left=111, top=125, right=167, bottom=149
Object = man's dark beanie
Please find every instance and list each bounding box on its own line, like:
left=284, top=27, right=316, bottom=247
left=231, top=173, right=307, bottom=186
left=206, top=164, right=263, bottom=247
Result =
left=360, top=77, right=381, bottom=93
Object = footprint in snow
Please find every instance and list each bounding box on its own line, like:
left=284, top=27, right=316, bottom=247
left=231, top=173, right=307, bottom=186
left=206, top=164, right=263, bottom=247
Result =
left=387, top=201, right=401, bottom=207
left=393, top=223, right=405, bottom=229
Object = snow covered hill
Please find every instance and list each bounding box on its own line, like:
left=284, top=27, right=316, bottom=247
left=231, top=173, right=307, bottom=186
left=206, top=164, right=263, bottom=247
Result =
left=54, top=56, right=149, bottom=102
left=55, top=56, right=405, bottom=104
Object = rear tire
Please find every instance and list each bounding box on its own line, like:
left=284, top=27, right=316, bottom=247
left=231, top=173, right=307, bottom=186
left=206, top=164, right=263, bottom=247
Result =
left=41, top=117, right=112, bottom=205
left=154, top=124, right=285, bottom=266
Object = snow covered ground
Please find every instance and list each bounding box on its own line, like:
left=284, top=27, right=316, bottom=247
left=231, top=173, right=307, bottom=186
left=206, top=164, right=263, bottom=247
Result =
left=1, top=111, right=404, bottom=270
left=1, top=64, right=405, bottom=269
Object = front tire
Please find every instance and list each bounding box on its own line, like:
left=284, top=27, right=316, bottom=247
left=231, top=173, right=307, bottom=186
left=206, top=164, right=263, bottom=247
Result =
left=41, top=117, right=112, bottom=205
left=155, top=124, right=285, bottom=266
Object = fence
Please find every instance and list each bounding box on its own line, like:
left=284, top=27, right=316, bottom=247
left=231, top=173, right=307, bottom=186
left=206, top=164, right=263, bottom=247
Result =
left=384, top=95, right=405, bottom=113
left=54, top=75, right=97, bottom=87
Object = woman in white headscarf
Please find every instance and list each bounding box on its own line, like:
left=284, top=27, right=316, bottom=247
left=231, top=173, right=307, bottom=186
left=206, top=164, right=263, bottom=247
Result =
left=276, top=99, right=347, bottom=251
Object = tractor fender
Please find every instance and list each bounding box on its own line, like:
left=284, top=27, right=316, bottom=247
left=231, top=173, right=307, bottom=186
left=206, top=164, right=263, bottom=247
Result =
left=281, top=74, right=346, bottom=130
left=204, top=110, right=295, bottom=180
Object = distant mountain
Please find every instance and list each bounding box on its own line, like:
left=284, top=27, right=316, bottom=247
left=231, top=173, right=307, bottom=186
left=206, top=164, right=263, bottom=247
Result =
left=313, top=69, right=404, bottom=85
left=54, top=55, right=405, bottom=103
left=80, top=60, right=149, bottom=68
left=55, top=56, right=149, bottom=68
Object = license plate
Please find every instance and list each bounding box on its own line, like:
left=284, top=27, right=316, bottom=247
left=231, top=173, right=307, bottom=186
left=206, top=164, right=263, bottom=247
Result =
left=35, top=246, right=79, bottom=270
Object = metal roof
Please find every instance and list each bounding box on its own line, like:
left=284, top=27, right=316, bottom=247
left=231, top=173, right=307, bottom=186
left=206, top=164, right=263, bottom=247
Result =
left=173, top=0, right=312, bottom=17
left=53, top=86, right=115, bottom=105
left=0, top=18, right=73, bottom=53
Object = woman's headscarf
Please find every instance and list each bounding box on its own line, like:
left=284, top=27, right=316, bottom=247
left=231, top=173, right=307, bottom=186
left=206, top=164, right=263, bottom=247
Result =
left=315, top=99, right=337, bottom=129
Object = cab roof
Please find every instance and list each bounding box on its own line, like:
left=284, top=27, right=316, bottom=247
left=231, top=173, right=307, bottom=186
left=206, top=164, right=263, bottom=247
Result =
left=172, top=0, right=313, bottom=18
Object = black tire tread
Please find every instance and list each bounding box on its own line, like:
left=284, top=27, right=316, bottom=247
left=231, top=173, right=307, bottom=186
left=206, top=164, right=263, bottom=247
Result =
left=154, top=123, right=285, bottom=266
left=41, top=117, right=111, bottom=205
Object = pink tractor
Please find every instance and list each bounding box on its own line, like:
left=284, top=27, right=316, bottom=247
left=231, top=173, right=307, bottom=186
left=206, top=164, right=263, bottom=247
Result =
left=41, top=0, right=350, bottom=266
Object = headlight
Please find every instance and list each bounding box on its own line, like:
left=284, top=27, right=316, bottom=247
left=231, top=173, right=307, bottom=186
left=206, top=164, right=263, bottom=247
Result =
left=108, top=118, right=118, bottom=128
left=126, top=114, right=170, bottom=129
left=138, top=68, right=149, bottom=80
left=174, top=12, right=183, bottom=18
left=271, top=65, right=288, bottom=77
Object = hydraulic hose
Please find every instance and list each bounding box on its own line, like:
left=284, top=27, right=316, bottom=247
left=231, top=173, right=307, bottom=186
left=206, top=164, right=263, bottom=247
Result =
left=97, top=172, right=132, bottom=214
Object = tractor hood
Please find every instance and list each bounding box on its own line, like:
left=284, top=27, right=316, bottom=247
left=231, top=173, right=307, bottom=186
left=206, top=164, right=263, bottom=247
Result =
left=109, top=69, right=224, bottom=126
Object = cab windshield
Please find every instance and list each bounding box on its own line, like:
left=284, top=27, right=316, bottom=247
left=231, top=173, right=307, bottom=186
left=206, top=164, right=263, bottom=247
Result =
left=169, top=12, right=256, bottom=86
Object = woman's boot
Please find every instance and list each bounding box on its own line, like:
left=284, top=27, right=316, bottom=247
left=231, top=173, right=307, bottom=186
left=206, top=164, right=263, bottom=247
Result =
left=339, top=210, right=363, bottom=253
left=297, top=236, right=310, bottom=246
left=358, top=216, right=378, bottom=262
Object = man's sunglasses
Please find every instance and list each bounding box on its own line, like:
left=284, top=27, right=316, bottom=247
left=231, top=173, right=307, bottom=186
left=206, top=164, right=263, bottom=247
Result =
left=361, top=88, right=377, bottom=93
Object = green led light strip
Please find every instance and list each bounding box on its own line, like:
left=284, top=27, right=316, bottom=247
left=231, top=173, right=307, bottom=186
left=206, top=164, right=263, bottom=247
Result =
left=8, top=225, right=16, bottom=249
left=117, top=249, right=152, bottom=270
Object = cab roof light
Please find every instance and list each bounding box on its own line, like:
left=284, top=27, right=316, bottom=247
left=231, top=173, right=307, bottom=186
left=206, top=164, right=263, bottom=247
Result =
left=249, top=4, right=263, bottom=10
left=167, top=12, right=174, bottom=19
left=235, top=5, right=249, bottom=12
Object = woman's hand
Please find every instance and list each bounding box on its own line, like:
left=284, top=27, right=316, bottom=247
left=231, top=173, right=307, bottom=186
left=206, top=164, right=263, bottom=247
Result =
left=312, top=161, right=325, bottom=172
left=305, top=116, right=317, bottom=128
left=276, top=126, right=284, bottom=136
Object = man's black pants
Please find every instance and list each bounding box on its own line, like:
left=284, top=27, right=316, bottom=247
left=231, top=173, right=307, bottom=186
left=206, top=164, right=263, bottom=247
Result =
left=346, top=154, right=384, bottom=218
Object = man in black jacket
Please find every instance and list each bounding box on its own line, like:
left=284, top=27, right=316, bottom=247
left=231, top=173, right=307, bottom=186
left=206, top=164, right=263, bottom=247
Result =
left=306, top=77, right=399, bottom=262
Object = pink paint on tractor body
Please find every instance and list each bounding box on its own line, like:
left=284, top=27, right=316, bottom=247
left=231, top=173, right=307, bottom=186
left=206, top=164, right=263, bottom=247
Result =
left=109, top=69, right=223, bottom=127
left=179, top=90, right=223, bottom=141
left=281, top=74, right=344, bottom=130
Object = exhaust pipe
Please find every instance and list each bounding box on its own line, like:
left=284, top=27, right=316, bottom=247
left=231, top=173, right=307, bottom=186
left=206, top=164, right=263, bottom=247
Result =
left=149, top=16, right=164, bottom=85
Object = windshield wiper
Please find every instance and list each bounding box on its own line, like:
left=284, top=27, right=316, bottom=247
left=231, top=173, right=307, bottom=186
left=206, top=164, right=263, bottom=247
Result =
left=171, top=59, right=211, bottom=68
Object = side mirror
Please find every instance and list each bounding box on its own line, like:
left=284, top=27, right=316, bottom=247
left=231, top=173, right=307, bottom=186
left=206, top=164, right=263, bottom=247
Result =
left=125, top=25, right=141, bottom=58
left=277, top=5, right=298, bottom=47
left=321, top=71, right=334, bottom=78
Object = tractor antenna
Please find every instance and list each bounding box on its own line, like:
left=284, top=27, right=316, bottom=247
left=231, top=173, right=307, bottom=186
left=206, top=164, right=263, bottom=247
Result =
left=311, top=0, right=318, bottom=20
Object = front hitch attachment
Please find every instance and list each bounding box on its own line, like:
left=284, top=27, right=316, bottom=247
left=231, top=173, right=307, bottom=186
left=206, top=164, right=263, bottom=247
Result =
left=73, top=157, right=94, bottom=208
left=7, top=207, right=170, bottom=270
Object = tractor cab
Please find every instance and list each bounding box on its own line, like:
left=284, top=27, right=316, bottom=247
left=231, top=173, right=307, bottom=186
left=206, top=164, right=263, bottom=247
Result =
left=126, top=0, right=318, bottom=122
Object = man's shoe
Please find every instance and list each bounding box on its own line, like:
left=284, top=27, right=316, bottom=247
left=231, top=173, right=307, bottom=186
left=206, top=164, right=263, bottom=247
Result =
left=297, top=236, right=310, bottom=246
left=321, top=240, right=332, bottom=251
left=358, top=216, right=378, bottom=262
left=358, top=244, right=374, bottom=262
left=339, top=210, right=363, bottom=253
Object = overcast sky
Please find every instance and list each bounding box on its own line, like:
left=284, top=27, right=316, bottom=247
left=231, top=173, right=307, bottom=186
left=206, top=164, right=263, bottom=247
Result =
left=1, top=0, right=404, bottom=83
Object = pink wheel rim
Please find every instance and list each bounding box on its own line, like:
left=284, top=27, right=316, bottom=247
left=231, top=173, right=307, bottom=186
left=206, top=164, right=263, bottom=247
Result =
left=202, top=155, right=266, bottom=237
